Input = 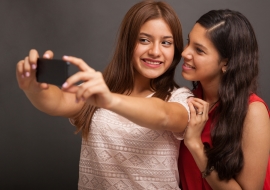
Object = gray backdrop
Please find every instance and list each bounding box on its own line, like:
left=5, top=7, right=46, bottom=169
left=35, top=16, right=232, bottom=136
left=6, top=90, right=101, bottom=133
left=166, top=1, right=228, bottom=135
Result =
left=1, top=0, right=269, bottom=189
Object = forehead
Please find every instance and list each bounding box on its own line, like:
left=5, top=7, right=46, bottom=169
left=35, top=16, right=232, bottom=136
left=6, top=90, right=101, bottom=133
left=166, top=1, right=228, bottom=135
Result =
left=140, top=18, right=172, bottom=36
left=189, top=23, right=216, bottom=50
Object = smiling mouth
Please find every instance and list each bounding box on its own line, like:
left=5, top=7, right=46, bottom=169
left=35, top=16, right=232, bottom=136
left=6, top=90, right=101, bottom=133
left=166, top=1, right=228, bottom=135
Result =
left=143, top=59, right=162, bottom=65
left=183, top=62, right=195, bottom=69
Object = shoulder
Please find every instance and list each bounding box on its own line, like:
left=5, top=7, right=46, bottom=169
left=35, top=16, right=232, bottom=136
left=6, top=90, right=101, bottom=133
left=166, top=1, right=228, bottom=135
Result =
left=242, top=96, right=270, bottom=153
left=168, top=87, right=193, bottom=116
left=244, top=98, right=270, bottom=135
left=169, top=87, right=193, bottom=100
left=238, top=95, right=270, bottom=188
left=248, top=94, right=270, bottom=115
left=168, top=87, right=193, bottom=104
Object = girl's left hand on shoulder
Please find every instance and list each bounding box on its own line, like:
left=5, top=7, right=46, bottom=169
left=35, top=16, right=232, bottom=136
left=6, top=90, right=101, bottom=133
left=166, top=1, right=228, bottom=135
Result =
left=184, top=97, right=209, bottom=146
left=61, top=55, right=113, bottom=108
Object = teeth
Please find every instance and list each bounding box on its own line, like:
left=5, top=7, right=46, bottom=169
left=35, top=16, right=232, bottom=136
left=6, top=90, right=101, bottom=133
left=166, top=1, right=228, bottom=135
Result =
left=184, top=63, right=194, bottom=68
left=145, top=60, right=161, bottom=65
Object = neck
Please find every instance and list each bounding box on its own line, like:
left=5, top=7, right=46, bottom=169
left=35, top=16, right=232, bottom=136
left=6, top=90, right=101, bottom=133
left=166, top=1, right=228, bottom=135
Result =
left=130, top=72, right=153, bottom=97
left=200, top=82, right=219, bottom=105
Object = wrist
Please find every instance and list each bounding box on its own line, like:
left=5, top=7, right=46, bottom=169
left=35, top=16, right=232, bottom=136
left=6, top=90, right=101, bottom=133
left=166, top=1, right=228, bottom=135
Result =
left=184, top=138, right=204, bottom=151
left=201, top=166, right=215, bottom=178
left=105, top=93, right=121, bottom=110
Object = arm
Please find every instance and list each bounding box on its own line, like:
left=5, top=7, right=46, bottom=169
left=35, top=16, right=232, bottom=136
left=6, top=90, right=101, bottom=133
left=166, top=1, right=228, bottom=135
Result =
left=236, top=102, right=270, bottom=189
left=108, top=94, right=189, bottom=132
left=185, top=98, right=270, bottom=190
left=61, top=56, right=189, bottom=132
left=16, top=49, right=84, bottom=117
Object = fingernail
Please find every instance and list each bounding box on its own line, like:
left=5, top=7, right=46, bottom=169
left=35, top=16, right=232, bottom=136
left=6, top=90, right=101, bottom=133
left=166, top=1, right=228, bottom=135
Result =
left=63, top=55, right=69, bottom=59
left=75, top=98, right=79, bottom=103
left=44, top=54, right=50, bottom=58
left=21, top=74, right=25, bottom=78
left=32, top=64, right=37, bottom=70
left=188, top=97, right=193, bottom=102
left=62, top=82, right=68, bottom=88
left=25, top=72, right=30, bottom=77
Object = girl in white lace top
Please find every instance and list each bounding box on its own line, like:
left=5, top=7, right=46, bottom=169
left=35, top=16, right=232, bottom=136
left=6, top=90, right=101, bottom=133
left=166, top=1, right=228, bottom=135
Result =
left=16, top=1, right=192, bottom=189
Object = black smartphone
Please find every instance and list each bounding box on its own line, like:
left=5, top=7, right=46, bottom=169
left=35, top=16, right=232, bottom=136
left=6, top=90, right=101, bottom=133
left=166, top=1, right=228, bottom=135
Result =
left=36, top=58, right=70, bottom=86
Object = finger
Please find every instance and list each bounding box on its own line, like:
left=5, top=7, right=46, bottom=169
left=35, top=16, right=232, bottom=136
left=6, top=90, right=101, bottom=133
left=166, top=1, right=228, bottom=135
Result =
left=188, top=99, right=198, bottom=120
left=39, top=83, right=49, bottom=89
left=28, top=49, right=40, bottom=70
left=62, top=55, right=95, bottom=72
left=202, top=102, right=209, bottom=120
left=62, top=71, right=92, bottom=89
left=23, top=56, right=32, bottom=77
left=193, top=98, right=209, bottom=107
left=16, top=60, right=25, bottom=78
left=62, top=85, right=80, bottom=94
left=193, top=98, right=209, bottom=114
left=76, top=76, right=104, bottom=101
left=192, top=100, right=210, bottom=122
left=28, top=49, right=39, bottom=65
left=43, top=50, right=54, bottom=59
left=190, top=100, right=204, bottom=114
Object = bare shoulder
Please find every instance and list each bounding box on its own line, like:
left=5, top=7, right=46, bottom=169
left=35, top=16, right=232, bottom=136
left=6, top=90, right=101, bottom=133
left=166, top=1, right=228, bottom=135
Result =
left=237, top=101, right=270, bottom=188
left=244, top=101, right=270, bottom=136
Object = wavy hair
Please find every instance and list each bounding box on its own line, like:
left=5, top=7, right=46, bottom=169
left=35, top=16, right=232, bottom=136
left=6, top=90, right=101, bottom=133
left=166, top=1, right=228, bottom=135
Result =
left=72, top=0, right=183, bottom=139
left=194, top=9, right=258, bottom=180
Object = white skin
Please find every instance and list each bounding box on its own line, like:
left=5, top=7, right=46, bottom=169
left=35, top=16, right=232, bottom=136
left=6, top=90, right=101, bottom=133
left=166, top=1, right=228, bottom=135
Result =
left=16, top=18, right=188, bottom=132
left=181, top=23, right=270, bottom=189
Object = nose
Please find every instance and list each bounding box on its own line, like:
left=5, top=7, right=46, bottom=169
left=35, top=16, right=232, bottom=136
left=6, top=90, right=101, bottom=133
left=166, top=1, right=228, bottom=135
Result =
left=181, top=45, right=192, bottom=60
left=148, top=43, right=161, bottom=57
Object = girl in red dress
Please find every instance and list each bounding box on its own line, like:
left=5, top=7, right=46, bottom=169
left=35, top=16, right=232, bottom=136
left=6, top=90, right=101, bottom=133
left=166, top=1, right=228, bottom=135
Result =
left=179, top=9, right=270, bottom=190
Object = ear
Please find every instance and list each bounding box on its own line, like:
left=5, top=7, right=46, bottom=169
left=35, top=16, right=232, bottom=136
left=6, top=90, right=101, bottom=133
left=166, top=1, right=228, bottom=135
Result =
left=221, top=58, right=228, bottom=73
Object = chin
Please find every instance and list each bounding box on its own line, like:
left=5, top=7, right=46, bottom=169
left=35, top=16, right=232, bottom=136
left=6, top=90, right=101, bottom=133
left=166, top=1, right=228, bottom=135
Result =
left=181, top=72, right=191, bottom=80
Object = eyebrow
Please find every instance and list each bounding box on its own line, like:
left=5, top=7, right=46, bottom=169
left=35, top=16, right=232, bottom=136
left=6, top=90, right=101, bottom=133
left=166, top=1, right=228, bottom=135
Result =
left=188, top=33, right=207, bottom=51
left=139, top=32, right=173, bottom=39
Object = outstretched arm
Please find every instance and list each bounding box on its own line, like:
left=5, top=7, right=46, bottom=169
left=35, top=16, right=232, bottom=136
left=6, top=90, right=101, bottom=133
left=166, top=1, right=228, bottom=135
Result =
left=16, top=49, right=84, bottom=117
left=62, top=56, right=189, bottom=132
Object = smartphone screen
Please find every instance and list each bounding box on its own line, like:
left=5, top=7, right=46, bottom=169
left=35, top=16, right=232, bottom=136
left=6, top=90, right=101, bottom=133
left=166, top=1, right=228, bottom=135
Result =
left=36, top=58, right=70, bottom=86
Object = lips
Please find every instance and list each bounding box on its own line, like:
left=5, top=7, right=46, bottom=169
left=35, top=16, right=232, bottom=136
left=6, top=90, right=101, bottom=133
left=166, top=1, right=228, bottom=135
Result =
left=143, top=59, right=162, bottom=65
left=183, top=62, right=195, bottom=69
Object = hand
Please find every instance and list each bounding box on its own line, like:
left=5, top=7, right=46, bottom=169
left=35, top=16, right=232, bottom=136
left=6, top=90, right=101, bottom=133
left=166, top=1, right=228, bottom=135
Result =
left=16, top=49, right=54, bottom=92
left=61, top=56, right=113, bottom=108
left=184, top=97, right=209, bottom=148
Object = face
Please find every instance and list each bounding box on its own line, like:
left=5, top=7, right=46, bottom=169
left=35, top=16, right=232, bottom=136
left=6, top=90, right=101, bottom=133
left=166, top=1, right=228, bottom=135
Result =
left=181, top=23, right=227, bottom=85
left=132, top=18, right=174, bottom=80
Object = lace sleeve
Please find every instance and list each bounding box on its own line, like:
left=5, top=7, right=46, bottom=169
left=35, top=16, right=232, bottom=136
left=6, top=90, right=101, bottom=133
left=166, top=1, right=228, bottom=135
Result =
left=168, top=87, right=193, bottom=140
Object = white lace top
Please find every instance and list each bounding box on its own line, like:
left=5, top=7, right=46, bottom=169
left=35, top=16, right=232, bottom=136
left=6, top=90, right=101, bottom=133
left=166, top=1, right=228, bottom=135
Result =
left=77, top=88, right=191, bottom=190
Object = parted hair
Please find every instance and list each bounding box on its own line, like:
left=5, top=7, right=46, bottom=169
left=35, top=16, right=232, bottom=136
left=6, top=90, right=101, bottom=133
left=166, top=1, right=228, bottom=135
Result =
left=194, top=9, right=258, bottom=180
left=72, top=0, right=183, bottom=139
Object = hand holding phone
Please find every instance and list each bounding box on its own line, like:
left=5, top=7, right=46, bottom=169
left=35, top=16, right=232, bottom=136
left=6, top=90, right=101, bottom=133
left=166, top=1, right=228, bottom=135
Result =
left=36, top=58, right=70, bottom=86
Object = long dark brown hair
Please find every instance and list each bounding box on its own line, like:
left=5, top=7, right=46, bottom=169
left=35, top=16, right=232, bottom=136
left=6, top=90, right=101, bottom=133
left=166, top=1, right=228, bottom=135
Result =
left=194, top=9, right=258, bottom=180
left=72, top=0, right=183, bottom=139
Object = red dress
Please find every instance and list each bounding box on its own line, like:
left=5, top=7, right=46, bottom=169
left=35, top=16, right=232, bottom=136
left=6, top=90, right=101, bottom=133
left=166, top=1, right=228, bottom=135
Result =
left=178, top=87, right=270, bottom=190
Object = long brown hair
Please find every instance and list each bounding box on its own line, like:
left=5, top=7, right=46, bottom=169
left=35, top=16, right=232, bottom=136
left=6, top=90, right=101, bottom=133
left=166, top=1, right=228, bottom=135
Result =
left=72, top=0, right=183, bottom=139
left=194, top=9, right=258, bottom=180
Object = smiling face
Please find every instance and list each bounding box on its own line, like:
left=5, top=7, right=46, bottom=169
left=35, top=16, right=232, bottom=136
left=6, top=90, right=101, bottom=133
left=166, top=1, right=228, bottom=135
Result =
left=132, top=18, right=175, bottom=81
left=181, top=23, right=227, bottom=86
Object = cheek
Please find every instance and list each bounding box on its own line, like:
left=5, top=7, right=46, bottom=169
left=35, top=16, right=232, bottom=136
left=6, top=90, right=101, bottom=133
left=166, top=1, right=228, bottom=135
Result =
left=165, top=48, right=175, bottom=62
left=196, top=58, right=222, bottom=76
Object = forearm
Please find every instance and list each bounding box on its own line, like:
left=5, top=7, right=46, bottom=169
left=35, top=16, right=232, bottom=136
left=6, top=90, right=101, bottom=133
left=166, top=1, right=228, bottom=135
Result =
left=24, top=85, right=81, bottom=117
left=107, top=93, right=188, bottom=132
left=186, top=141, right=242, bottom=190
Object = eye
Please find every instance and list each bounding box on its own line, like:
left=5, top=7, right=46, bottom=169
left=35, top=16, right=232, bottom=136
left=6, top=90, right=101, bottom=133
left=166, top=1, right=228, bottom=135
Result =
left=186, top=38, right=190, bottom=44
left=139, top=38, right=150, bottom=44
left=196, top=47, right=205, bottom=54
left=162, top=41, right=172, bottom=46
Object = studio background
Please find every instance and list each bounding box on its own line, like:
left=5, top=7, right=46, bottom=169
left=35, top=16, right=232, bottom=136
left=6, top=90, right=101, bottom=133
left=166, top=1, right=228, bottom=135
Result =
left=1, top=0, right=269, bottom=189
